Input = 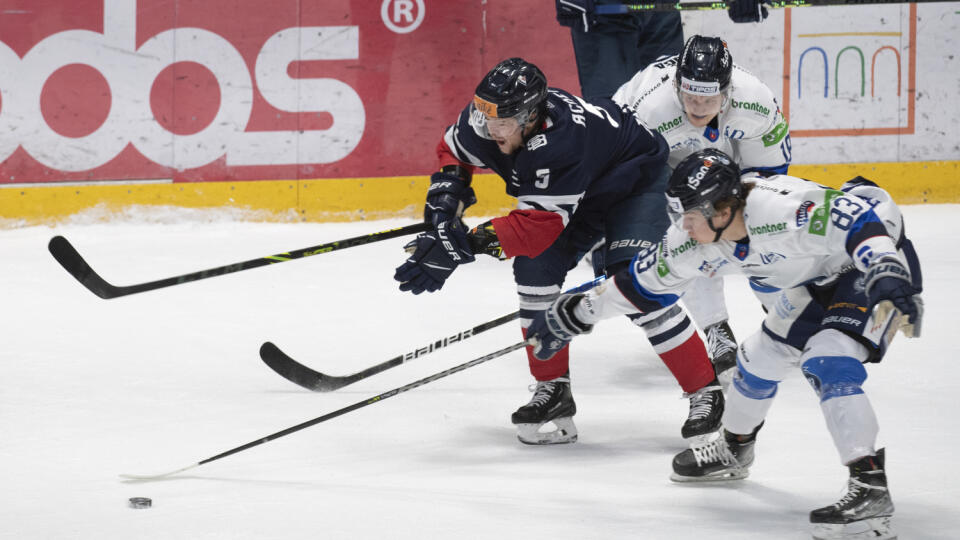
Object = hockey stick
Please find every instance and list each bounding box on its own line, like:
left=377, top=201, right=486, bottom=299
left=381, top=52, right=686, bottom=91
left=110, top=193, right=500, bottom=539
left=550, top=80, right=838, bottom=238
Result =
left=259, top=275, right=607, bottom=392
left=120, top=341, right=528, bottom=480
left=48, top=222, right=431, bottom=299
left=595, top=0, right=953, bottom=12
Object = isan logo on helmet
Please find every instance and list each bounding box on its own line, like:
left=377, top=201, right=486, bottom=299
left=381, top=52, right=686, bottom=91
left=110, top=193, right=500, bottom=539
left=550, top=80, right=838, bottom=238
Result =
left=687, top=154, right=725, bottom=188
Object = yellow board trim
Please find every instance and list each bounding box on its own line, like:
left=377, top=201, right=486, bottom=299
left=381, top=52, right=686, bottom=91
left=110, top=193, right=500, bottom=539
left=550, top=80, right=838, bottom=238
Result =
left=788, top=160, right=960, bottom=204
left=1, top=160, right=957, bottom=227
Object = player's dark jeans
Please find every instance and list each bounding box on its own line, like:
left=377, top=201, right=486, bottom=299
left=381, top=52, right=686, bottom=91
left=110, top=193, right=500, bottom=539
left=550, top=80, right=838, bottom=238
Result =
left=570, top=12, right=684, bottom=100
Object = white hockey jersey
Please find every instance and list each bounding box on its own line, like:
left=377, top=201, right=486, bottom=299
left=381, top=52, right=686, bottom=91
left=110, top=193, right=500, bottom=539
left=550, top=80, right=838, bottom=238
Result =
left=612, top=56, right=791, bottom=174
left=576, top=175, right=908, bottom=322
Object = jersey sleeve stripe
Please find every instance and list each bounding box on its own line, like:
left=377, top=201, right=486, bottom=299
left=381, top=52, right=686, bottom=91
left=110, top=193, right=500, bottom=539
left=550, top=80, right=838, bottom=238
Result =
left=443, top=125, right=485, bottom=168
left=614, top=267, right=679, bottom=313
left=516, top=193, right=583, bottom=227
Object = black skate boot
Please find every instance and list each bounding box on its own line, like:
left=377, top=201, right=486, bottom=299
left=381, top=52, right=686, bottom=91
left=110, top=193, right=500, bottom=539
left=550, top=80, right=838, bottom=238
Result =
left=810, top=449, right=895, bottom=540
left=704, top=320, right=737, bottom=388
left=681, top=379, right=724, bottom=441
left=671, top=424, right=761, bottom=482
left=511, top=373, right=577, bottom=445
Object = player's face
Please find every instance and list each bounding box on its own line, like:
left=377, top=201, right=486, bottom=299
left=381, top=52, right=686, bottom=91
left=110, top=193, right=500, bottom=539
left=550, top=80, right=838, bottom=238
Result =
left=680, top=206, right=734, bottom=243
left=681, top=92, right=724, bottom=127
left=485, top=115, right=527, bottom=154
left=680, top=210, right=714, bottom=243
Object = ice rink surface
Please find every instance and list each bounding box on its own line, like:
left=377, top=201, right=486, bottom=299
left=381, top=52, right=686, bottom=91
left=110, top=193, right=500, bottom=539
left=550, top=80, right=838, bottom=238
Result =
left=1, top=205, right=958, bottom=539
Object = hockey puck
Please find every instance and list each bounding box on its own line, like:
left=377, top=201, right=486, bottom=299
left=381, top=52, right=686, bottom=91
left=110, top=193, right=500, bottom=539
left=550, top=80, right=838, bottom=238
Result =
left=128, top=497, right=152, bottom=509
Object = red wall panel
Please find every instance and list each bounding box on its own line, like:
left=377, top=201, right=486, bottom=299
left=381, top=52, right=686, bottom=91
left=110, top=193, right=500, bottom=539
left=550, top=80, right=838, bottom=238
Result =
left=0, top=0, right=579, bottom=184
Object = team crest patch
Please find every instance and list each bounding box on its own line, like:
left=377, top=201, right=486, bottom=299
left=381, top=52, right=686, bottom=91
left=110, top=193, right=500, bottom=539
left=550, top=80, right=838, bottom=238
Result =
left=796, top=200, right=816, bottom=227
left=734, top=242, right=749, bottom=260
left=703, top=126, right=719, bottom=142
left=526, top=134, right=548, bottom=151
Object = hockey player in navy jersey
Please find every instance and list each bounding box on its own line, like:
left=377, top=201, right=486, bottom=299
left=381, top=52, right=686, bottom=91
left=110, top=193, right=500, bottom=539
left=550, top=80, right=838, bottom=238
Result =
left=394, top=58, right=724, bottom=445
left=528, top=149, right=922, bottom=539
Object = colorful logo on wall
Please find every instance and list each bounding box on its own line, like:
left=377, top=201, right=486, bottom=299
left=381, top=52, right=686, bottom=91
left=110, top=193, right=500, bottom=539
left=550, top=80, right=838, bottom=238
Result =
left=782, top=4, right=916, bottom=137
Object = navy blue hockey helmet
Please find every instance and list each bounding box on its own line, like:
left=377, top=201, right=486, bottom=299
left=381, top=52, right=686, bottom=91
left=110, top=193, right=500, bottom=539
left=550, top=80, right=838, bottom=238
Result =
left=676, top=36, right=733, bottom=96
left=667, top=149, right=743, bottom=229
left=473, top=58, right=548, bottom=121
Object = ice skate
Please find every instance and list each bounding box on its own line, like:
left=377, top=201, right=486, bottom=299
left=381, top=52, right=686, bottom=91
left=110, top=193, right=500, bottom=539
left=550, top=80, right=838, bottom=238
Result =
left=705, top=320, right=737, bottom=389
left=671, top=425, right=759, bottom=482
left=511, top=374, right=577, bottom=445
left=681, top=380, right=724, bottom=442
left=810, top=449, right=896, bottom=540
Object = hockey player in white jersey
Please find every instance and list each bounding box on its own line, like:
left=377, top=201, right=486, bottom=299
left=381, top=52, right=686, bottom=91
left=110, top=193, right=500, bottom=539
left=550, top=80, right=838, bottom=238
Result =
left=613, top=36, right=789, bottom=174
left=612, top=35, right=792, bottom=387
left=527, top=150, right=922, bottom=539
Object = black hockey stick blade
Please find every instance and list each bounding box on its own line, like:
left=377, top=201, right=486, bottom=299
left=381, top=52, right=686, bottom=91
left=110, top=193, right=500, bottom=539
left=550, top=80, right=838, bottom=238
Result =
left=259, top=311, right=521, bottom=392
left=259, top=275, right=607, bottom=392
left=48, top=235, right=126, bottom=299
left=48, top=222, right=431, bottom=300
left=259, top=341, right=396, bottom=392
left=121, top=341, right=528, bottom=480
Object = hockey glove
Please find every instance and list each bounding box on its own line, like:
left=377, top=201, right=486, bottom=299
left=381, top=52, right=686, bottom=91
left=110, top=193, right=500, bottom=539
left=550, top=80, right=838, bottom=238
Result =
left=556, top=0, right=593, bottom=30
left=864, top=256, right=923, bottom=332
left=424, top=172, right=477, bottom=227
left=529, top=293, right=594, bottom=361
left=394, top=219, right=475, bottom=295
left=728, top=0, right=770, bottom=23
left=468, top=220, right=508, bottom=260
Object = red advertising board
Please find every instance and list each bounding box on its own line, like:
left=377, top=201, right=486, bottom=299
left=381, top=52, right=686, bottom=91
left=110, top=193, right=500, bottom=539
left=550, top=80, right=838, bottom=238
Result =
left=0, top=0, right=579, bottom=184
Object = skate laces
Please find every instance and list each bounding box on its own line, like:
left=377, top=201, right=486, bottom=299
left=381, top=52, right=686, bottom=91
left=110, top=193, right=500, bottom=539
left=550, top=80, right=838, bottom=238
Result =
left=833, top=476, right=887, bottom=509
left=683, top=385, right=721, bottom=420
left=691, top=437, right=738, bottom=468
left=706, top=324, right=736, bottom=357
left=526, top=378, right=568, bottom=406
left=834, top=478, right=868, bottom=508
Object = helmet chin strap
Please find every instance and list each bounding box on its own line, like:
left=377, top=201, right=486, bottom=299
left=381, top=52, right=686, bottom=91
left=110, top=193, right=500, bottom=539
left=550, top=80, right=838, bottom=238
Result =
left=705, top=201, right=740, bottom=242
left=521, top=108, right=546, bottom=143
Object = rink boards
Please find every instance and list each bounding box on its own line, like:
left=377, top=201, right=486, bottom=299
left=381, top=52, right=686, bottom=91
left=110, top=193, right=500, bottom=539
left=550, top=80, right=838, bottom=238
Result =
left=1, top=1, right=958, bottom=224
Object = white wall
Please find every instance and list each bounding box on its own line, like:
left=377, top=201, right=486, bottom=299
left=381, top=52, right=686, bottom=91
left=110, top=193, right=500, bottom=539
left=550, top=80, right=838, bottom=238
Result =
left=682, top=3, right=960, bottom=164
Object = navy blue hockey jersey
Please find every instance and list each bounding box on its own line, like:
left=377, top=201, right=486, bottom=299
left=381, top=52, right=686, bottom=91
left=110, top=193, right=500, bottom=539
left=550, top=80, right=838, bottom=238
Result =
left=439, top=88, right=669, bottom=257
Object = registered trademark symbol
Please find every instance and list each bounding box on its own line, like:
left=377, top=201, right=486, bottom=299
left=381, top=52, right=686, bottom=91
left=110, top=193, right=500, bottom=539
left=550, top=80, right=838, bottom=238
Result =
left=381, top=0, right=424, bottom=34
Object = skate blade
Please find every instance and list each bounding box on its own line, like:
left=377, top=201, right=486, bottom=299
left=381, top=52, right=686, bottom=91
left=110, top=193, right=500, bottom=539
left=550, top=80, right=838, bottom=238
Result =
left=516, top=417, right=578, bottom=445
left=811, top=515, right=896, bottom=540
left=669, top=468, right=749, bottom=483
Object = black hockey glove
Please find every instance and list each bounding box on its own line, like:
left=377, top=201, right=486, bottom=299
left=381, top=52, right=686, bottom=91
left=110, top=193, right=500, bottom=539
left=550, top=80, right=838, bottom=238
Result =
left=468, top=220, right=508, bottom=260
left=728, top=0, right=770, bottom=23
left=424, top=172, right=476, bottom=227
left=394, top=219, right=475, bottom=295
left=864, top=256, right=923, bottom=329
left=556, top=0, right=593, bottom=30
left=529, top=293, right=594, bottom=361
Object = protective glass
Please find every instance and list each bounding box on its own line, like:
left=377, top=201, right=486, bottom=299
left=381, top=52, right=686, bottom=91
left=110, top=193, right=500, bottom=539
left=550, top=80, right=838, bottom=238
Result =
left=666, top=194, right=716, bottom=227
left=469, top=103, right=532, bottom=140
